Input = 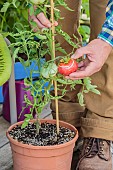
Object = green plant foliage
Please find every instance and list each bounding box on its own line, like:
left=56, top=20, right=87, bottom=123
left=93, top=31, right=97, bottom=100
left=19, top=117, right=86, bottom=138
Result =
left=0, top=0, right=100, bottom=132
left=79, top=25, right=90, bottom=43
left=79, top=0, right=90, bottom=43
left=81, top=0, right=89, bottom=17
left=0, top=34, right=12, bottom=86
left=0, top=0, right=29, bottom=33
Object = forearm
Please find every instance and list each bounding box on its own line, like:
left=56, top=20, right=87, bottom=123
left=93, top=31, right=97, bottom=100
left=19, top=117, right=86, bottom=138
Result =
left=98, top=0, right=113, bottom=47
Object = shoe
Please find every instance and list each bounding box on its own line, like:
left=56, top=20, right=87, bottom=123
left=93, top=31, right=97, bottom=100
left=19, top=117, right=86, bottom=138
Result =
left=76, top=137, right=112, bottom=170
left=71, top=137, right=83, bottom=170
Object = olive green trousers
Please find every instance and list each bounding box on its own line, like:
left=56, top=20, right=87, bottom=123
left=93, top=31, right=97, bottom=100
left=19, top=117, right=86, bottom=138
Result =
left=51, top=0, right=113, bottom=141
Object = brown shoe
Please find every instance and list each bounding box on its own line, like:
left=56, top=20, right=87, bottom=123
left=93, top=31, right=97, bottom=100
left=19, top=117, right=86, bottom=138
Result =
left=76, top=138, right=112, bottom=170
left=71, top=137, right=83, bottom=170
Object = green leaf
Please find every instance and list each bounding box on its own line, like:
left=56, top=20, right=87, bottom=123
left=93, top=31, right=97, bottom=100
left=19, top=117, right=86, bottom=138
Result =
left=24, top=78, right=30, bottom=86
left=86, top=84, right=94, bottom=90
left=22, top=9, right=28, bottom=21
left=56, top=0, right=74, bottom=11
left=54, top=10, right=60, bottom=20
left=38, top=107, right=42, bottom=113
left=35, top=34, right=47, bottom=40
left=62, top=88, right=67, bottom=96
left=24, top=118, right=31, bottom=122
left=57, top=78, right=68, bottom=84
left=34, top=8, right=42, bottom=15
left=40, top=49, right=48, bottom=57
left=73, top=79, right=83, bottom=84
left=1, top=2, right=10, bottom=12
left=56, top=46, right=67, bottom=54
left=41, top=62, right=58, bottom=78
left=83, top=77, right=91, bottom=85
left=12, top=0, right=17, bottom=8
left=24, top=113, right=33, bottom=119
left=12, top=47, right=20, bottom=61
left=83, top=90, right=89, bottom=93
left=24, top=60, right=30, bottom=67
left=90, top=88, right=101, bottom=95
left=29, top=5, right=34, bottom=16
left=21, top=121, right=29, bottom=129
left=56, top=27, right=78, bottom=48
left=77, top=92, right=85, bottom=106
left=30, top=20, right=37, bottom=28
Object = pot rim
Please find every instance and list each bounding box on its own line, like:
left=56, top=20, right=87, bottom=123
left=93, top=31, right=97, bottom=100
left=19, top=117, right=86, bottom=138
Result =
left=6, top=119, right=78, bottom=149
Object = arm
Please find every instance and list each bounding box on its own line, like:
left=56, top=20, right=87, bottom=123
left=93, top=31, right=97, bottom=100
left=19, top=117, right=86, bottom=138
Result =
left=98, top=0, right=113, bottom=47
left=67, top=0, right=113, bottom=80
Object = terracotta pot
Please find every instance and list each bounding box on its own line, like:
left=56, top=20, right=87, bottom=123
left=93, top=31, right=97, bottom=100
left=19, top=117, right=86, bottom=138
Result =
left=6, top=119, right=78, bottom=170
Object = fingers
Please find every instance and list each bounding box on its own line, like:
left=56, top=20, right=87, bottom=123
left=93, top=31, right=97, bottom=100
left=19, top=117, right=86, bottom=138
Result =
left=29, top=12, right=58, bottom=30
left=54, top=21, right=58, bottom=27
left=67, top=46, right=93, bottom=79
left=37, top=13, right=58, bottom=27
left=29, top=15, right=45, bottom=30
left=37, top=12, right=51, bottom=28
left=71, top=46, right=91, bottom=60
left=66, top=62, right=99, bottom=79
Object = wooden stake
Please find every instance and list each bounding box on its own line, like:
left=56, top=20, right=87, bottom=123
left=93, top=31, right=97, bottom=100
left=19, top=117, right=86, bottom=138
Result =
left=50, top=0, right=59, bottom=134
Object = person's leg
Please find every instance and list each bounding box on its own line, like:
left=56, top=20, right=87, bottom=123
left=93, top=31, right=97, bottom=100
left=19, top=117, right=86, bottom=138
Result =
left=51, top=0, right=85, bottom=129
left=82, top=0, right=113, bottom=144
left=78, top=0, right=113, bottom=169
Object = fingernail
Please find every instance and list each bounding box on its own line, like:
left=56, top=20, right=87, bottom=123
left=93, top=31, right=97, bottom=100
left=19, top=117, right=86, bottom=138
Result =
left=55, top=21, right=58, bottom=26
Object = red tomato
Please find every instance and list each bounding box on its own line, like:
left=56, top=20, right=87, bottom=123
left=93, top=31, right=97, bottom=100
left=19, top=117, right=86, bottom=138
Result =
left=58, top=59, right=78, bottom=76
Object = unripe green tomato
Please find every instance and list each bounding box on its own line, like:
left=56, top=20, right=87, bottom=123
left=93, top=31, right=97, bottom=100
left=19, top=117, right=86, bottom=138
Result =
left=30, top=0, right=45, bottom=4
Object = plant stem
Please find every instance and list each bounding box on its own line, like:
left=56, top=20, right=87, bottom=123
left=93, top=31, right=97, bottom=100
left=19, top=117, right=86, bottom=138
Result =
left=0, top=13, right=5, bottom=32
left=35, top=107, right=41, bottom=134
left=50, top=0, right=59, bottom=135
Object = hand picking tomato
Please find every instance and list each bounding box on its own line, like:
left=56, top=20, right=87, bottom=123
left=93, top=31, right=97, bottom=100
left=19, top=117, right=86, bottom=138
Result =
left=58, top=58, right=78, bottom=76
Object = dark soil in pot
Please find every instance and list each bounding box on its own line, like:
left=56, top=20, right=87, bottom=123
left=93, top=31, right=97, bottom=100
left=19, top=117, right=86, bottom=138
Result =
left=8, top=122, right=76, bottom=146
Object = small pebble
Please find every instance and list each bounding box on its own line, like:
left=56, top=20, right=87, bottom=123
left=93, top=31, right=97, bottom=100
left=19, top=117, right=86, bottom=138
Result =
left=9, top=122, right=76, bottom=146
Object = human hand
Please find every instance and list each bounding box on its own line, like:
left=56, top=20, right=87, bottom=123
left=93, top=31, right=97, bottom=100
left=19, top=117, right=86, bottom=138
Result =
left=66, top=39, right=112, bottom=79
left=28, top=7, right=58, bottom=31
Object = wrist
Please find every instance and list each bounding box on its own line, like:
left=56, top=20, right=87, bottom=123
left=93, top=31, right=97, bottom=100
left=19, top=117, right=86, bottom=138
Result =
left=97, top=38, right=112, bottom=50
left=98, top=35, right=113, bottom=48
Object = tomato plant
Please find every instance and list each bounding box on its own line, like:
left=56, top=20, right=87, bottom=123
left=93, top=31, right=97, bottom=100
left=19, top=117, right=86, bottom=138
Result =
left=58, top=58, right=78, bottom=76
left=0, top=0, right=100, bottom=131
left=30, top=0, right=45, bottom=4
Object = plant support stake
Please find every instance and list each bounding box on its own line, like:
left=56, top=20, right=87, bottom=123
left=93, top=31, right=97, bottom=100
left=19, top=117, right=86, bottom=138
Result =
left=50, top=0, right=59, bottom=134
